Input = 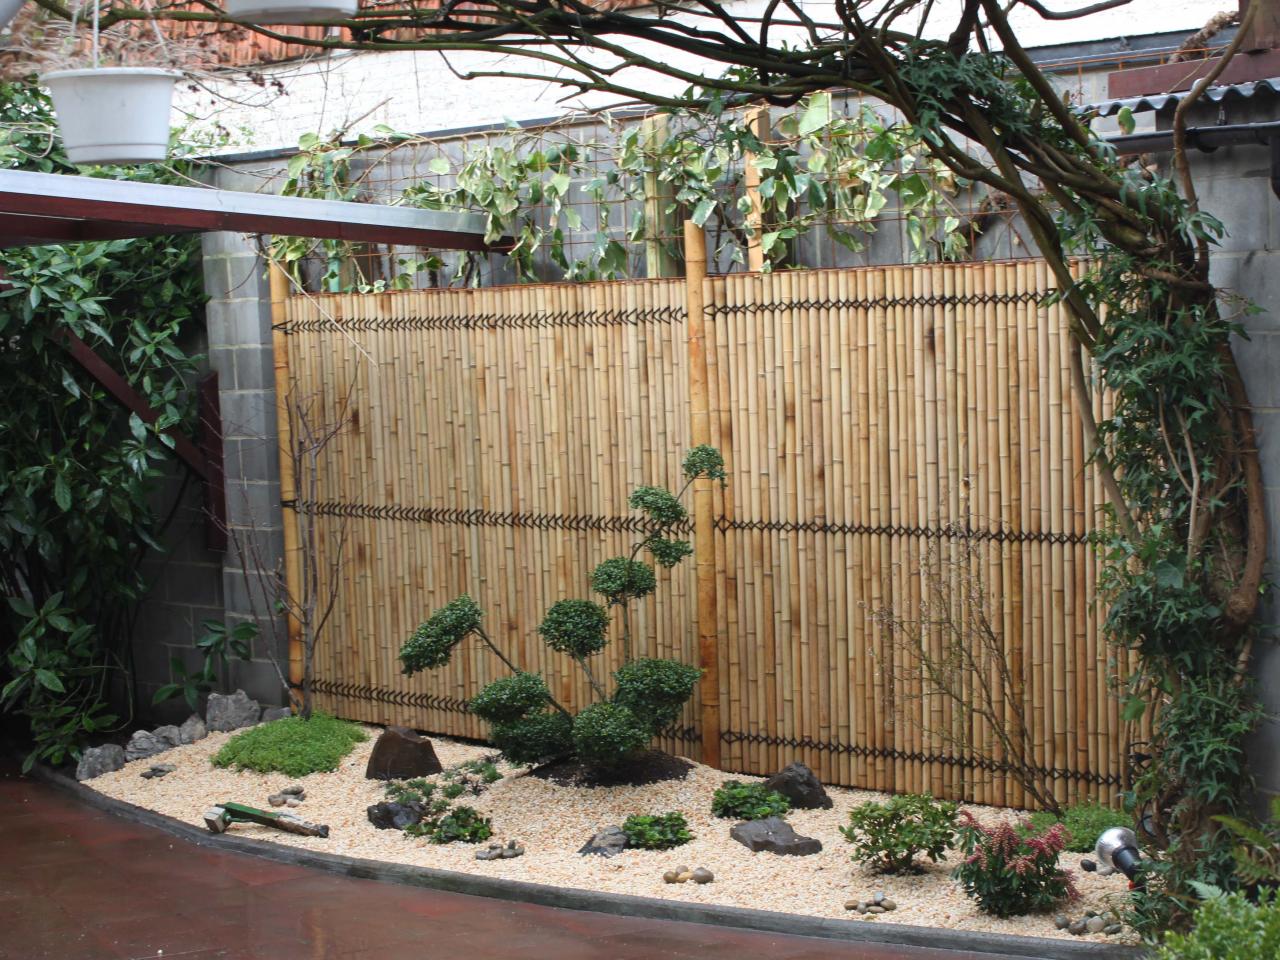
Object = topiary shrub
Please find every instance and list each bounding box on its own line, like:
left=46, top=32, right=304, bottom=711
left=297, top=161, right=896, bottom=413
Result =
left=211, top=714, right=367, bottom=777
left=1155, top=889, right=1280, bottom=960
left=398, top=446, right=726, bottom=771
left=1027, top=801, right=1131, bottom=854
left=952, top=812, right=1077, bottom=917
left=622, top=812, right=692, bottom=850
left=841, top=793, right=959, bottom=873
left=711, top=780, right=790, bottom=821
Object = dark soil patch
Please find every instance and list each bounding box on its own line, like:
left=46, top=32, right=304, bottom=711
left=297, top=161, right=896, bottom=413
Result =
left=530, top=751, right=693, bottom=787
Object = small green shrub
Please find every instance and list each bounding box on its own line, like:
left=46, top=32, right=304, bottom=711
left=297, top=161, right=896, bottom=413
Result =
left=590, top=557, right=657, bottom=602
left=1155, top=889, right=1280, bottom=960
left=571, top=702, right=650, bottom=769
left=711, top=780, right=790, bottom=821
left=538, top=600, right=610, bottom=658
left=612, top=658, right=702, bottom=730
left=400, top=596, right=484, bottom=673
left=385, top=779, right=437, bottom=805
left=442, top=781, right=466, bottom=800
left=428, top=806, right=494, bottom=844
left=490, top=710, right=574, bottom=766
left=840, top=794, right=958, bottom=873
left=211, top=714, right=367, bottom=777
left=1027, top=802, right=1130, bottom=854
left=470, top=671, right=553, bottom=724
left=952, top=813, right=1077, bottom=917
left=622, top=812, right=692, bottom=850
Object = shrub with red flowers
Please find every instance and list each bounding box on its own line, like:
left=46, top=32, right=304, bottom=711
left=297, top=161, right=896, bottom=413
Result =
left=952, top=812, right=1078, bottom=918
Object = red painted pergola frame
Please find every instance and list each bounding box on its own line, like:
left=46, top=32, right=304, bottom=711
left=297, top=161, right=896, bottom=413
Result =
left=1, top=169, right=491, bottom=550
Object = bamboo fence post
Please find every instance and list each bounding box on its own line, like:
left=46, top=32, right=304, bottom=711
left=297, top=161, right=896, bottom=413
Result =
left=743, top=107, right=771, bottom=273
left=684, top=221, right=721, bottom=769
left=641, top=115, right=681, bottom=279
left=268, top=262, right=304, bottom=700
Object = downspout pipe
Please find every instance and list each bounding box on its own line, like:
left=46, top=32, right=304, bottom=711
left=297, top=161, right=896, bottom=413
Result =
left=1105, top=120, right=1280, bottom=199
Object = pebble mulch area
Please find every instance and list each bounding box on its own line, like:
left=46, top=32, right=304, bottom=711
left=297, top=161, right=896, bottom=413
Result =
left=84, top=728, right=1134, bottom=944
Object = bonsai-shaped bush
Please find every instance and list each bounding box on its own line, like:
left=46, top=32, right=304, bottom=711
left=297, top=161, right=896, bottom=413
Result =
left=400, top=446, right=724, bottom=770
left=952, top=812, right=1077, bottom=917
left=711, top=780, right=791, bottom=821
left=841, top=793, right=959, bottom=873
left=1154, top=888, right=1280, bottom=960
left=1026, top=801, right=1131, bottom=854
left=622, top=812, right=692, bottom=849
left=211, top=714, right=367, bottom=777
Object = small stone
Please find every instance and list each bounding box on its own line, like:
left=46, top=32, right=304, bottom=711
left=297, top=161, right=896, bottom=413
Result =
left=674, top=865, right=689, bottom=876
left=499, top=844, right=524, bottom=858
left=843, top=899, right=859, bottom=911
left=664, top=870, right=681, bottom=884
left=268, top=793, right=286, bottom=807
left=280, top=785, right=305, bottom=796
left=691, top=868, right=714, bottom=884
left=261, top=706, right=292, bottom=723
left=178, top=715, right=207, bottom=744
left=676, top=871, right=693, bottom=883
left=729, top=816, right=822, bottom=856
left=153, top=725, right=182, bottom=748
left=285, top=797, right=302, bottom=808
left=867, top=905, right=885, bottom=914
left=1086, top=916, right=1106, bottom=934
left=872, top=891, right=885, bottom=904
left=76, top=744, right=126, bottom=781
left=206, top=690, right=261, bottom=732
left=366, top=801, right=425, bottom=830
left=475, top=846, right=503, bottom=861
left=880, top=899, right=896, bottom=911
left=1080, top=858, right=1097, bottom=872
left=365, top=726, right=443, bottom=780
left=140, top=762, right=176, bottom=778
left=579, top=826, right=628, bottom=858
left=1104, top=923, right=1122, bottom=936
left=1068, top=919, right=1087, bottom=936
left=1096, top=864, right=1116, bottom=877
left=1054, top=914, right=1071, bottom=930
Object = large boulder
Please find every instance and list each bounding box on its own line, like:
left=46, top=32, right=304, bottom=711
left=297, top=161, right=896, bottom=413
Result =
left=178, top=714, right=207, bottom=744
left=730, top=816, right=822, bottom=856
left=762, top=761, right=833, bottom=810
left=364, top=726, right=442, bottom=780
left=76, top=744, right=125, bottom=781
left=125, top=729, right=170, bottom=762
left=367, top=801, right=426, bottom=830
left=206, top=689, right=260, bottom=732
left=578, top=825, right=628, bottom=857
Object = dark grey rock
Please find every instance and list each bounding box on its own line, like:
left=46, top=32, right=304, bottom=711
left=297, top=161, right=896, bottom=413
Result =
left=1054, top=914, right=1071, bottom=930
left=1104, top=923, right=1123, bottom=936
left=499, top=840, right=524, bottom=859
left=125, top=729, right=169, bottom=762
left=76, top=744, right=125, bottom=781
left=729, top=816, right=822, bottom=855
left=140, top=763, right=176, bottom=780
left=475, top=846, right=504, bottom=861
left=1069, top=919, right=1088, bottom=936
left=1080, top=858, right=1097, bottom=872
left=261, top=706, right=292, bottom=723
left=268, top=793, right=287, bottom=807
left=579, top=825, right=628, bottom=857
left=364, top=726, right=443, bottom=781
left=366, top=801, right=425, bottom=830
left=691, top=867, right=714, bottom=884
left=153, top=725, right=182, bottom=748
left=206, top=690, right=260, bottom=732
left=285, top=797, right=302, bottom=808
left=762, top=761, right=833, bottom=810
left=178, top=715, right=207, bottom=744
left=281, top=785, right=305, bottom=797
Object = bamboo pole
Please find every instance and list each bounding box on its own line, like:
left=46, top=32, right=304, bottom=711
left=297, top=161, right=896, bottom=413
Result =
left=685, top=221, right=721, bottom=769
left=743, top=107, right=771, bottom=273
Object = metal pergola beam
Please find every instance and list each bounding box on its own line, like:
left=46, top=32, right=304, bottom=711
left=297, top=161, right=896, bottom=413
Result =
left=0, top=169, right=489, bottom=250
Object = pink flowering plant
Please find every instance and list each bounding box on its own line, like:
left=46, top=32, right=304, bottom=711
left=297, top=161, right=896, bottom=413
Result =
left=952, top=812, right=1078, bottom=917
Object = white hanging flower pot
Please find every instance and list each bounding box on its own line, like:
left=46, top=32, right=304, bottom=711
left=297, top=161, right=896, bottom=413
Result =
left=224, top=0, right=357, bottom=25
left=41, top=67, right=180, bottom=165
left=0, top=0, right=25, bottom=32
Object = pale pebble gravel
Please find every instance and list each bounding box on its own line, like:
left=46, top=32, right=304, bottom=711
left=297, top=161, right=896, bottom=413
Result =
left=85, top=727, right=1134, bottom=944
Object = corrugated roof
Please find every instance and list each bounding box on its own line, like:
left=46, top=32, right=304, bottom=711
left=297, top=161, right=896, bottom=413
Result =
left=1086, top=77, right=1280, bottom=116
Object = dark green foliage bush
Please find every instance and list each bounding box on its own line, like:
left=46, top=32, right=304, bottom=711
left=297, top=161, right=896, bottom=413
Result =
left=385, top=779, right=439, bottom=806
left=590, top=557, right=657, bottom=602
left=400, top=595, right=483, bottom=672
left=952, top=813, right=1077, bottom=917
left=429, top=806, right=494, bottom=844
left=212, top=715, right=367, bottom=777
left=628, top=486, right=687, bottom=525
left=571, top=702, right=650, bottom=769
left=1027, top=802, right=1130, bottom=854
left=611, top=658, right=702, bottom=729
left=470, top=671, right=552, bottom=724
left=622, top=812, right=692, bottom=850
left=645, top=537, right=693, bottom=568
left=538, top=600, right=609, bottom=658
left=841, top=793, right=958, bottom=873
left=711, top=780, right=790, bottom=821
left=490, top=711, right=574, bottom=766
left=1154, top=890, right=1280, bottom=960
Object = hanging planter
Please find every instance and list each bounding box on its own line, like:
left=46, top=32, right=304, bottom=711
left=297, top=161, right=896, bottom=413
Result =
left=41, top=68, right=180, bottom=165
left=224, top=0, right=357, bottom=25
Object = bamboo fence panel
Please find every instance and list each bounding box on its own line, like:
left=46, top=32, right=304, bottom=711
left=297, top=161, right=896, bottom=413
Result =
left=277, top=258, right=1128, bottom=807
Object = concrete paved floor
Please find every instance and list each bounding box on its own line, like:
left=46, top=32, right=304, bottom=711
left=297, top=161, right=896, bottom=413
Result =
left=0, top=759, right=994, bottom=960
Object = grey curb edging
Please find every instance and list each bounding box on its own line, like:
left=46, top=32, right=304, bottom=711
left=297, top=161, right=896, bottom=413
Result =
left=33, top=764, right=1145, bottom=960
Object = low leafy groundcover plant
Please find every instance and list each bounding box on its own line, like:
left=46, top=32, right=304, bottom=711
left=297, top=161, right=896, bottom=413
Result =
left=211, top=714, right=367, bottom=778
left=1155, top=889, right=1280, bottom=960
left=1027, top=802, right=1130, bottom=854
left=405, top=805, right=494, bottom=845
left=952, top=813, right=1077, bottom=917
left=622, top=812, right=692, bottom=850
left=711, top=780, right=790, bottom=821
left=841, top=793, right=958, bottom=874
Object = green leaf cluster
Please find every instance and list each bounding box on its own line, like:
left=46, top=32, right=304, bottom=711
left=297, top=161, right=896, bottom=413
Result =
left=538, top=600, right=609, bottom=658
left=211, top=714, right=368, bottom=778
left=569, top=702, right=651, bottom=769
left=711, top=780, right=790, bottom=821
left=622, top=812, right=692, bottom=850
left=1027, top=802, right=1131, bottom=855
left=590, top=557, right=657, bottom=603
left=401, top=595, right=483, bottom=673
left=152, top=620, right=256, bottom=712
left=611, top=657, right=701, bottom=730
left=1154, top=889, right=1280, bottom=960
left=841, top=794, right=958, bottom=873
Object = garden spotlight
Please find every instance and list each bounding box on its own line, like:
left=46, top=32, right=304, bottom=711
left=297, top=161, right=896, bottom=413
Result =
left=1095, top=827, right=1143, bottom=884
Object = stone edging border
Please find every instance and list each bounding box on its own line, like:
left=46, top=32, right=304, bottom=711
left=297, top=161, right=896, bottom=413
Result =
left=32, top=763, right=1146, bottom=960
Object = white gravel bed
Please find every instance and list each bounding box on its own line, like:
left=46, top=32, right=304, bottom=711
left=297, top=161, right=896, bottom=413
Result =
left=86, top=727, right=1134, bottom=944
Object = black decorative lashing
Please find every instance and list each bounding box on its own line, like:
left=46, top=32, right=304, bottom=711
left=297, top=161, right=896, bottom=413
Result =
left=718, top=729, right=1122, bottom=787
left=283, top=499, right=693, bottom=535
left=311, top=678, right=472, bottom=715
left=707, top=292, right=1040, bottom=316
left=277, top=305, right=683, bottom=335
left=716, top=515, right=1092, bottom=546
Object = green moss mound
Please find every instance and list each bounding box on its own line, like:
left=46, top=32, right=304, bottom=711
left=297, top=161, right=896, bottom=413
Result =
left=212, top=714, right=367, bottom=777
left=1026, top=802, right=1131, bottom=854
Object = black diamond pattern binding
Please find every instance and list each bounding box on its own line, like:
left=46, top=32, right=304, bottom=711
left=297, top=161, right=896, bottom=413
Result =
left=310, top=678, right=473, bottom=715
left=706, top=292, right=1041, bottom=317
left=716, top=516, right=1092, bottom=546
left=276, top=305, right=683, bottom=335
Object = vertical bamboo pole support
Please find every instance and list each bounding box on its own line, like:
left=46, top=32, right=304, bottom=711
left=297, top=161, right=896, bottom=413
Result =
left=685, top=221, right=721, bottom=769
left=743, top=107, right=771, bottom=273
left=269, top=263, right=304, bottom=699
left=641, top=115, right=681, bottom=279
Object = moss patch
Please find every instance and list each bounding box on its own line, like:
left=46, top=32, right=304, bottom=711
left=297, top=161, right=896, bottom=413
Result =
left=212, top=714, right=367, bottom=777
